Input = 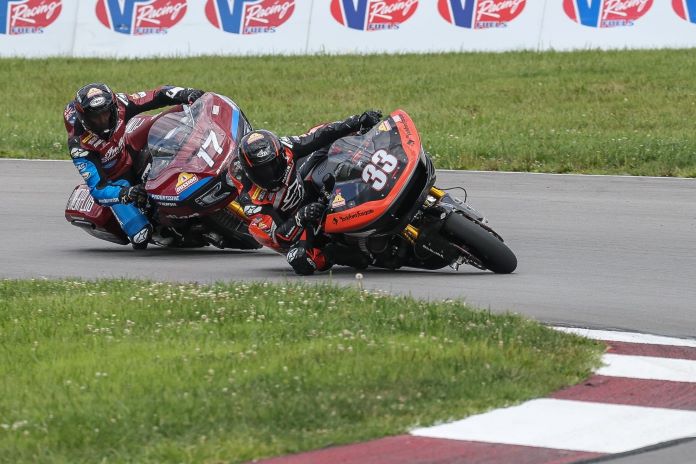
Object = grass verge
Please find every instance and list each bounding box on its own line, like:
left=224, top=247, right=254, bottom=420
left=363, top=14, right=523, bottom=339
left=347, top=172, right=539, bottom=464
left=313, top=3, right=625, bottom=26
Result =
left=0, top=279, right=603, bottom=463
left=2, top=49, right=696, bottom=176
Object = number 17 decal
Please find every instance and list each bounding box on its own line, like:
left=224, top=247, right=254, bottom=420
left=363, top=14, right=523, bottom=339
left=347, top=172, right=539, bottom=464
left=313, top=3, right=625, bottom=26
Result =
left=196, top=130, right=223, bottom=167
left=362, top=149, right=398, bottom=191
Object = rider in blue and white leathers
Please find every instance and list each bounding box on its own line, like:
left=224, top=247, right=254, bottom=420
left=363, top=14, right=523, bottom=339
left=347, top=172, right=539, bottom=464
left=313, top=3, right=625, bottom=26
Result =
left=63, top=82, right=203, bottom=248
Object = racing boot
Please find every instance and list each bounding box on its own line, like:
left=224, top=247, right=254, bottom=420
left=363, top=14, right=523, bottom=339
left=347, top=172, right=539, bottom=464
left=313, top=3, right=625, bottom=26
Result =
left=111, top=202, right=152, bottom=250
left=130, top=224, right=152, bottom=250
left=324, top=243, right=370, bottom=270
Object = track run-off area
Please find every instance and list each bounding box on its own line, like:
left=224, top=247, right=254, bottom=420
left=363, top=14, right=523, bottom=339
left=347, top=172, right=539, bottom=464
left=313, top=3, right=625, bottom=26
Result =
left=1, top=158, right=695, bottom=463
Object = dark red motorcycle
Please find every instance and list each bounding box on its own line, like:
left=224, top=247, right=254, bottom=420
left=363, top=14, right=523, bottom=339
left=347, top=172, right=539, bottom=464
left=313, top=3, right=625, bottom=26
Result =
left=308, top=109, right=517, bottom=273
left=65, top=93, right=260, bottom=250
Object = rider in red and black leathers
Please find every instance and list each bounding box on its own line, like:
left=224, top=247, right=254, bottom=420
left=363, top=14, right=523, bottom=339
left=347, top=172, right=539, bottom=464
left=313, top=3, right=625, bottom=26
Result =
left=64, top=83, right=204, bottom=248
left=231, top=110, right=382, bottom=275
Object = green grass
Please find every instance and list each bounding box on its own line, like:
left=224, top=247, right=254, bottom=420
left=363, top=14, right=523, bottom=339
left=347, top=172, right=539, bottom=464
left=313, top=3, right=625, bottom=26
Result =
left=0, top=279, right=603, bottom=463
left=2, top=50, right=696, bottom=176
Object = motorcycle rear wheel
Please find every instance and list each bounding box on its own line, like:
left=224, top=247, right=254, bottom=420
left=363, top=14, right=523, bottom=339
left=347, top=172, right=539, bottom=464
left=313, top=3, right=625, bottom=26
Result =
left=442, top=213, right=517, bottom=274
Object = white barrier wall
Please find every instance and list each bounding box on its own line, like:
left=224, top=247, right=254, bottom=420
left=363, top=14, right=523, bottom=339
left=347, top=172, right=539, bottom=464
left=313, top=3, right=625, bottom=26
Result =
left=3, top=1, right=696, bottom=58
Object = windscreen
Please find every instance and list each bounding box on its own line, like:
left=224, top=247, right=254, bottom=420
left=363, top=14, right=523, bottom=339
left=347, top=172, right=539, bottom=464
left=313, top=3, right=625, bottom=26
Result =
left=323, top=125, right=408, bottom=208
left=146, top=106, right=196, bottom=179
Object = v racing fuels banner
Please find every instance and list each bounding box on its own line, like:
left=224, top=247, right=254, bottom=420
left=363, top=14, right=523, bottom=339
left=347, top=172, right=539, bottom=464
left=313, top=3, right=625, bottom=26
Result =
left=3, top=1, right=696, bottom=57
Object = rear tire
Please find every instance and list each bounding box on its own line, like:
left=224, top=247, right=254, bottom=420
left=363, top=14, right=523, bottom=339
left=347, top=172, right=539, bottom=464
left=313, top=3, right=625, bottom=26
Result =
left=442, top=213, right=517, bottom=274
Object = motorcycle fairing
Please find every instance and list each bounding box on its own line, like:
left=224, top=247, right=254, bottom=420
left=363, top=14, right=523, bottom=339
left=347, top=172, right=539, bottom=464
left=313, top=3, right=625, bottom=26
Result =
left=323, top=109, right=423, bottom=234
left=144, top=93, right=251, bottom=218
left=65, top=184, right=129, bottom=245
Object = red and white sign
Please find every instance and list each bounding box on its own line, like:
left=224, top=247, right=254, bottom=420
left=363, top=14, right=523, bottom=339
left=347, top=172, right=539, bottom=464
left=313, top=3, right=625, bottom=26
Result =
left=2, top=0, right=62, bottom=35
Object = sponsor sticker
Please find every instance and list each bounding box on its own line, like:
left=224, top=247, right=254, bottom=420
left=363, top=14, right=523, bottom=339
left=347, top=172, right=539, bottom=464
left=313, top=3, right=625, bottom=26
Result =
left=1, top=0, right=62, bottom=35
left=438, top=0, right=526, bottom=29
left=330, top=0, right=418, bottom=31
left=95, top=0, right=187, bottom=35
left=251, top=185, right=267, bottom=201
left=70, top=147, right=89, bottom=158
left=252, top=215, right=273, bottom=232
left=86, top=87, right=103, bottom=98
left=247, top=132, right=264, bottom=144
left=151, top=194, right=179, bottom=201
left=563, top=0, right=654, bottom=28
left=338, top=208, right=374, bottom=222
left=331, top=191, right=346, bottom=208
left=175, top=172, right=198, bottom=193
left=205, top=0, right=295, bottom=34
left=90, top=96, right=106, bottom=107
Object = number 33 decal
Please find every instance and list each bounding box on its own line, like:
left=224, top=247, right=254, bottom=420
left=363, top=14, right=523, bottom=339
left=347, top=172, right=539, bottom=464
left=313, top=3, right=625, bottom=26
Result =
left=362, top=150, right=398, bottom=191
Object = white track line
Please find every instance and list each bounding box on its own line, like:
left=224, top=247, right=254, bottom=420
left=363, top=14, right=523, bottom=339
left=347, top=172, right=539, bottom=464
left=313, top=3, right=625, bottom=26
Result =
left=411, top=399, right=696, bottom=454
left=552, top=327, right=696, bottom=348
left=598, top=354, right=696, bottom=383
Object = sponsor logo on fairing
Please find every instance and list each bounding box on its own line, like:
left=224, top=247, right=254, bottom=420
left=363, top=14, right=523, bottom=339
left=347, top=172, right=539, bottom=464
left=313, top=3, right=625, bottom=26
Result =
left=175, top=172, right=198, bottom=193
left=151, top=194, right=179, bottom=201
left=95, top=0, right=187, bottom=35
left=330, top=0, right=419, bottom=31
left=437, top=0, right=526, bottom=29
left=338, top=208, right=374, bottom=222
left=673, top=0, right=696, bottom=24
left=0, top=0, right=62, bottom=35
left=563, top=0, right=653, bottom=28
left=205, top=0, right=295, bottom=34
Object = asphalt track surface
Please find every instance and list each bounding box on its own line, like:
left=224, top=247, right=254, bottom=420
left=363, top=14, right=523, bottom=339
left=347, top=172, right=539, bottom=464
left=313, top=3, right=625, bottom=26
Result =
left=3, top=158, right=694, bottom=338
left=2, top=158, right=695, bottom=463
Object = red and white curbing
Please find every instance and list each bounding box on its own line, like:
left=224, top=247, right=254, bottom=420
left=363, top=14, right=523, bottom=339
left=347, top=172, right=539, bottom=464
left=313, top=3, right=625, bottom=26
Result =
left=258, top=328, right=696, bottom=464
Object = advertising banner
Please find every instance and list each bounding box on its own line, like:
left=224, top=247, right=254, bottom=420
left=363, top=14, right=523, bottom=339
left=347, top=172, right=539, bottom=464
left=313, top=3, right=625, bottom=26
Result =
left=540, top=1, right=696, bottom=50
left=0, top=0, right=76, bottom=57
left=71, top=0, right=310, bottom=58
left=307, top=0, right=545, bottom=53
left=2, top=1, right=696, bottom=57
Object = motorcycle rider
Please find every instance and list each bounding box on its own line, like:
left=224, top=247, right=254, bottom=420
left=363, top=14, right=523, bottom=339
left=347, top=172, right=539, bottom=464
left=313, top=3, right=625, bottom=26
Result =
left=231, top=110, right=382, bottom=275
left=64, top=83, right=204, bottom=249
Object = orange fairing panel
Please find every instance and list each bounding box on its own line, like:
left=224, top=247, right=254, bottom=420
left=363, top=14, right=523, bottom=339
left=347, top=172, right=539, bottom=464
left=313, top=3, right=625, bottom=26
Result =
left=324, top=109, right=421, bottom=233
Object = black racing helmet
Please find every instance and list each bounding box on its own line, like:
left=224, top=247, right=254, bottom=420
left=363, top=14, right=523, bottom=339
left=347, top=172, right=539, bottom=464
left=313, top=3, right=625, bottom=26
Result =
left=74, top=83, right=118, bottom=139
left=238, top=130, right=288, bottom=191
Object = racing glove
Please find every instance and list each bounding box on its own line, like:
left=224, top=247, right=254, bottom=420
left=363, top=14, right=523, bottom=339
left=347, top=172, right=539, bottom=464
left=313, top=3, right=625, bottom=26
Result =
left=358, top=110, right=383, bottom=134
left=119, top=184, right=148, bottom=208
left=176, top=88, right=205, bottom=105
left=295, top=202, right=326, bottom=228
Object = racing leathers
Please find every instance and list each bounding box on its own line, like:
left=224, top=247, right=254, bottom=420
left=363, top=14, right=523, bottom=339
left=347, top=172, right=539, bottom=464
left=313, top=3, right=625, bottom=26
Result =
left=233, top=115, right=376, bottom=275
left=64, top=86, right=202, bottom=247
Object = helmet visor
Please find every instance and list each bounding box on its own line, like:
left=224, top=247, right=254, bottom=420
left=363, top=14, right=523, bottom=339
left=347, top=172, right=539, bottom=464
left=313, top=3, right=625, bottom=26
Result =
left=245, top=155, right=287, bottom=191
left=84, top=107, right=113, bottom=134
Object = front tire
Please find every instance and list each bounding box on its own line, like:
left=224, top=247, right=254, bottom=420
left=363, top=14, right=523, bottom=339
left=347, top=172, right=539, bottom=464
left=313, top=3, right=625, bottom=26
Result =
left=442, top=213, right=517, bottom=274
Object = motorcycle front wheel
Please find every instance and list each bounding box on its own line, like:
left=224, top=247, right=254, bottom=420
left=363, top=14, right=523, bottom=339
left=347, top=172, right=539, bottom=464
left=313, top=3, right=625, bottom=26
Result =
left=442, top=212, right=517, bottom=274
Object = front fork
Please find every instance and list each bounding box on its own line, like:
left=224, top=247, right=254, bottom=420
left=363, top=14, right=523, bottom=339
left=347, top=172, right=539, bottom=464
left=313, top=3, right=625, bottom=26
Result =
left=401, top=186, right=446, bottom=244
left=226, top=200, right=250, bottom=223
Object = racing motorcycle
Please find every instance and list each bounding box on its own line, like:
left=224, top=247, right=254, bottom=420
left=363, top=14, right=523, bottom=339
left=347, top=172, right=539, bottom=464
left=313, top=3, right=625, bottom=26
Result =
left=65, top=93, right=260, bottom=250
left=308, top=109, right=517, bottom=273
